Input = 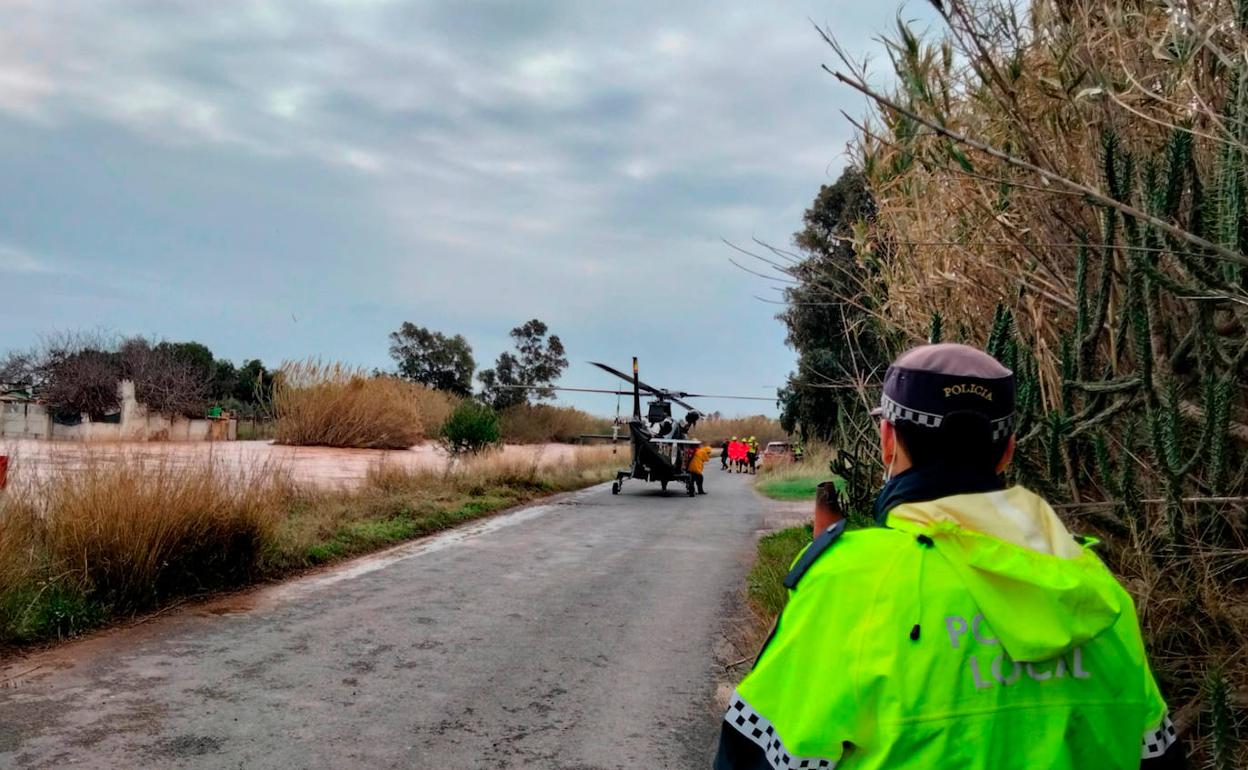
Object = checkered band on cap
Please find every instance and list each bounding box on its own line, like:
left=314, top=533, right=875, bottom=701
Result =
left=1141, top=714, right=1177, bottom=759
left=724, top=693, right=838, bottom=769
left=879, top=394, right=944, bottom=429
left=881, top=394, right=1015, bottom=441
left=990, top=413, right=1016, bottom=442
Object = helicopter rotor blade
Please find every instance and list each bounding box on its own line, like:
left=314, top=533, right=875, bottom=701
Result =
left=589, top=361, right=649, bottom=387
left=589, top=362, right=745, bottom=413
left=672, top=393, right=777, bottom=402
left=498, top=385, right=635, bottom=396
left=590, top=361, right=668, bottom=400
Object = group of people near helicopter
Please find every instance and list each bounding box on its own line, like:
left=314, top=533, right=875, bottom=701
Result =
left=721, top=436, right=758, bottom=474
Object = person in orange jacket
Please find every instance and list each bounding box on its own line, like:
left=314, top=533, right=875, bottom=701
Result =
left=687, top=442, right=713, bottom=494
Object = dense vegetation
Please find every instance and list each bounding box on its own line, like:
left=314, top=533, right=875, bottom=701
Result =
left=441, top=399, right=502, bottom=455
left=765, top=1, right=1248, bottom=762
left=775, top=170, right=890, bottom=444
left=0, top=333, right=273, bottom=419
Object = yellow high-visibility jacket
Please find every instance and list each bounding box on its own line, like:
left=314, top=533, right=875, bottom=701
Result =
left=688, top=446, right=713, bottom=474
left=715, top=486, right=1176, bottom=769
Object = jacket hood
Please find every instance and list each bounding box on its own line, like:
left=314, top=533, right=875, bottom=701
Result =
left=887, top=486, right=1123, bottom=662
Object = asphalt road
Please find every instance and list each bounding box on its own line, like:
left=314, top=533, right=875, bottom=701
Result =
left=0, top=466, right=768, bottom=769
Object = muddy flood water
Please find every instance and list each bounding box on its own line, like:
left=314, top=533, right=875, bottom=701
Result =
left=0, top=439, right=609, bottom=490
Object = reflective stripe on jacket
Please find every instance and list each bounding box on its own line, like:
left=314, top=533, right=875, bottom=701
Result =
left=715, top=486, right=1176, bottom=770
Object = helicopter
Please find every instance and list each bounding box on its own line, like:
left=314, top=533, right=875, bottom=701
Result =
left=511, top=358, right=774, bottom=496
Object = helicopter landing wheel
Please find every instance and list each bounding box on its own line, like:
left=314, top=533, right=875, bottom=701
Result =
left=612, top=481, right=621, bottom=495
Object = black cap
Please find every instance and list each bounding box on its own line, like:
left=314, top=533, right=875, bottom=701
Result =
left=872, top=343, right=1016, bottom=443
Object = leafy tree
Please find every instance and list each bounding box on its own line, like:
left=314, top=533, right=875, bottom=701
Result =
left=477, top=352, right=526, bottom=410
left=477, top=319, right=568, bottom=410
left=441, top=400, right=501, bottom=455
left=212, top=359, right=238, bottom=401
left=153, top=341, right=215, bottom=380
left=778, top=168, right=889, bottom=442
left=388, top=323, right=476, bottom=397
left=232, top=358, right=273, bottom=404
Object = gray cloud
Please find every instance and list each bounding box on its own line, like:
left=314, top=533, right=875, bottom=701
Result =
left=0, top=1, right=937, bottom=413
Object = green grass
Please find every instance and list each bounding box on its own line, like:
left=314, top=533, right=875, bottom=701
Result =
left=755, top=474, right=845, bottom=502
left=0, top=585, right=106, bottom=644
left=294, top=493, right=525, bottom=566
left=746, top=525, right=812, bottom=622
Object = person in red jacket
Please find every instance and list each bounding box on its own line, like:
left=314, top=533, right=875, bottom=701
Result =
left=729, top=439, right=747, bottom=472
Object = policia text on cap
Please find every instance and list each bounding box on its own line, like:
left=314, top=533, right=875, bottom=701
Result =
left=714, top=343, right=1184, bottom=770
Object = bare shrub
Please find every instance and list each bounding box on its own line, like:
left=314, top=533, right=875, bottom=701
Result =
left=119, top=337, right=210, bottom=417
left=273, top=359, right=453, bottom=449
left=39, top=348, right=122, bottom=420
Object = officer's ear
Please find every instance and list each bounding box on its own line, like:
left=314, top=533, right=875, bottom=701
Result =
left=880, top=419, right=898, bottom=467
left=995, top=435, right=1017, bottom=474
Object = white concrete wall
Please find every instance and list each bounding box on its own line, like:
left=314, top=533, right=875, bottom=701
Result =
left=0, top=401, right=52, bottom=439
left=3, top=380, right=236, bottom=442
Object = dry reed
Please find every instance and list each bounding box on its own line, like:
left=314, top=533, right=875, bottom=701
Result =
left=273, top=359, right=455, bottom=449
left=498, top=403, right=613, bottom=444
left=814, top=2, right=1248, bottom=759
left=691, top=415, right=788, bottom=447
left=0, top=458, right=287, bottom=639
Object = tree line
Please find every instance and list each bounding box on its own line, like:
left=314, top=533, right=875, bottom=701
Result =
left=0, top=317, right=569, bottom=421
left=0, top=333, right=274, bottom=420
left=386, top=318, right=568, bottom=410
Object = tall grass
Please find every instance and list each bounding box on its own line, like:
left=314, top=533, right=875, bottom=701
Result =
left=745, top=525, right=812, bottom=629
left=692, top=415, right=787, bottom=446
left=0, top=459, right=287, bottom=640
left=273, top=359, right=455, bottom=449
left=498, top=403, right=613, bottom=443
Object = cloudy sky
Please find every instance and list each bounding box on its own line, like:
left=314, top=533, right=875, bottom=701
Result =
left=0, top=1, right=937, bottom=416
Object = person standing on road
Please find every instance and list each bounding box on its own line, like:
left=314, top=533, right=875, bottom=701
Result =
left=746, top=436, right=759, bottom=475
left=736, top=438, right=748, bottom=473
left=714, top=343, right=1183, bottom=770
left=687, top=442, right=713, bottom=495
left=722, top=440, right=732, bottom=471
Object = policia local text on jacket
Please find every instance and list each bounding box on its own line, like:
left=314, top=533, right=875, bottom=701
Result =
left=713, top=477, right=1181, bottom=769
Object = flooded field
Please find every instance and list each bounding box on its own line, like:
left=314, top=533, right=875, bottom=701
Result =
left=0, top=439, right=613, bottom=490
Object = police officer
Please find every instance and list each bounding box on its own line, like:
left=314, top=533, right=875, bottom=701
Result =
left=714, top=343, right=1183, bottom=770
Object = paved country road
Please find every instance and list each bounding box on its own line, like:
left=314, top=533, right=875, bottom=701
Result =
left=0, top=469, right=769, bottom=769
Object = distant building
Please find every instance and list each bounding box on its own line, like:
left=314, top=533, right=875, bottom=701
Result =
left=0, top=380, right=236, bottom=442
